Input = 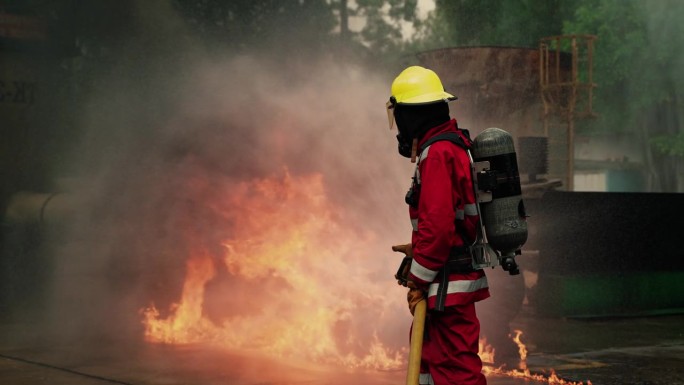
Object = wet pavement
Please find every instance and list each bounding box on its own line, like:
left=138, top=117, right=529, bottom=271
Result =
left=515, top=311, right=684, bottom=385
left=1, top=307, right=682, bottom=385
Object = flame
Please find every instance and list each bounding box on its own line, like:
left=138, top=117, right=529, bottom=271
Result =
left=481, top=330, right=593, bottom=385
left=478, top=336, right=496, bottom=365
left=138, top=167, right=592, bottom=381
left=512, top=329, right=529, bottom=371
left=141, top=170, right=404, bottom=370
left=142, top=255, right=216, bottom=344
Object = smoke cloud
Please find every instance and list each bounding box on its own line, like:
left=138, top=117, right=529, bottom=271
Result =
left=38, top=2, right=416, bottom=379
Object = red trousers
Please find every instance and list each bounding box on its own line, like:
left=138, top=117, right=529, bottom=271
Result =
left=414, top=304, right=486, bottom=385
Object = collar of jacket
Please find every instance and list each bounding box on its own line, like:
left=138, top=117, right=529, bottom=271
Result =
left=417, top=118, right=460, bottom=150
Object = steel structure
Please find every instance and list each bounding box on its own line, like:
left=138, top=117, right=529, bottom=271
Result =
left=539, top=35, right=597, bottom=190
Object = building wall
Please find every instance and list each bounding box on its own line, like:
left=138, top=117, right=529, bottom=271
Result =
left=574, top=172, right=607, bottom=191
left=574, top=133, right=646, bottom=192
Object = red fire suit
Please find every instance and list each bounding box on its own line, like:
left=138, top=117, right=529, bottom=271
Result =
left=407, top=119, right=490, bottom=385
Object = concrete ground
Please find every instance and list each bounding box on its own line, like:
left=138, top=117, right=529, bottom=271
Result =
left=0, top=307, right=682, bottom=385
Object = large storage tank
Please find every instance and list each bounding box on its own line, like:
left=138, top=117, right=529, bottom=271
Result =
left=416, top=46, right=572, bottom=184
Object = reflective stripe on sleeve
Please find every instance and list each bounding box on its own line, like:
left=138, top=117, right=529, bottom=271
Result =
left=427, top=276, right=489, bottom=297
left=411, top=218, right=418, bottom=231
left=410, top=259, right=439, bottom=283
left=419, top=145, right=431, bottom=162
left=464, top=203, right=478, bottom=216
left=456, top=204, right=478, bottom=220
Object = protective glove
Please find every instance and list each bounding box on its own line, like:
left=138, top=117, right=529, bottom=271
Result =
left=391, top=243, right=413, bottom=257
left=406, top=281, right=425, bottom=316
left=392, top=243, right=413, bottom=286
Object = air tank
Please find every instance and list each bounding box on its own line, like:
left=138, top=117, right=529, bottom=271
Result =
left=472, top=127, right=528, bottom=274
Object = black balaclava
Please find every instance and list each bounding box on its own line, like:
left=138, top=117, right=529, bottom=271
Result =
left=395, top=101, right=450, bottom=158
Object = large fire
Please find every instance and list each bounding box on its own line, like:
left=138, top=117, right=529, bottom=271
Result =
left=139, top=169, right=592, bottom=383
left=141, top=170, right=405, bottom=370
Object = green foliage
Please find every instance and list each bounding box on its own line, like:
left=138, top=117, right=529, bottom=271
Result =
left=168, top=0, right=421, bottom=63
left=651, top=133, right=684, bottom=157
left=408, top=0, right=684, bottom=186
left=422, top=0, right=571, bottom=48
left=564, top=0, right=684, bottom=159
left=355, top=0, right=402, bottom=54
left=564, top=1, right=645, bottom=102
left=353, top=0, right=417, bottom=59
left=173, top=0, right=337, bottom=53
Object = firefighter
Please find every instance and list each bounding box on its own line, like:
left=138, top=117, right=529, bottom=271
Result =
left=389, top=66, right=490, bottom=385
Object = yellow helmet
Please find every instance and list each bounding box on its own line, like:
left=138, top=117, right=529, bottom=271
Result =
left=390, top=66, right=456, bottom=104
left=386, top=66, right=456, bottom=129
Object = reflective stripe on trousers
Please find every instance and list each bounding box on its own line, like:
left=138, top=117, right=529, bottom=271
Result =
left=419, top=373, right=434, bottom=385
left=427, top=276, right=489, bottom=297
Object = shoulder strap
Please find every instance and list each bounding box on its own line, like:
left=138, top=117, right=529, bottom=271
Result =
left=419, top=131, right=470, bottom=153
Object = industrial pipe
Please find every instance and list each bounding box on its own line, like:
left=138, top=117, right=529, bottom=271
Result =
left=3, top=191, right=77, bottom=226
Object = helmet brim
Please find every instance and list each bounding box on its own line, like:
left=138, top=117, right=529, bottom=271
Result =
left=399, top=91, right=457, bottom=105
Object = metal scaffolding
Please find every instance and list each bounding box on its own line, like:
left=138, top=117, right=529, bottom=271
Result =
left=539, top=34, right=597, bottom=190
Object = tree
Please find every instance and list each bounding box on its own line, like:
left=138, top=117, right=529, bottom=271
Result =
left=419, top=0, right=572, bottom=48
left=564, top=0, right=684, bottom=191
left=338, top=0, right=418, bottom=63
left=173, top=0, right=338, bottom=55
left=411, top=0, right=684, bottom=191
left=171, top=0, right=420, bottom=64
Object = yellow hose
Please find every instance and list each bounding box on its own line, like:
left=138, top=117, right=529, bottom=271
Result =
left=406, top=299, right=427, bottom=385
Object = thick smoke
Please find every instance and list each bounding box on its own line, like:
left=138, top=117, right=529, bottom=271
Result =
left=39, top=2, right=416, bottom=376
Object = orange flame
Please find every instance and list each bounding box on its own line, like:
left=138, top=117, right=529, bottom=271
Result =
left=141, top=170, right=405, bottom=370
left=142, top=255, right=216, bottom=344
left=511, top=329, right=528, bottom=368
left=482, top=330, right=592, bottom=385
left=138, top=168, right=592, bottom=382
left=478, top=336, right=496, bottom=365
